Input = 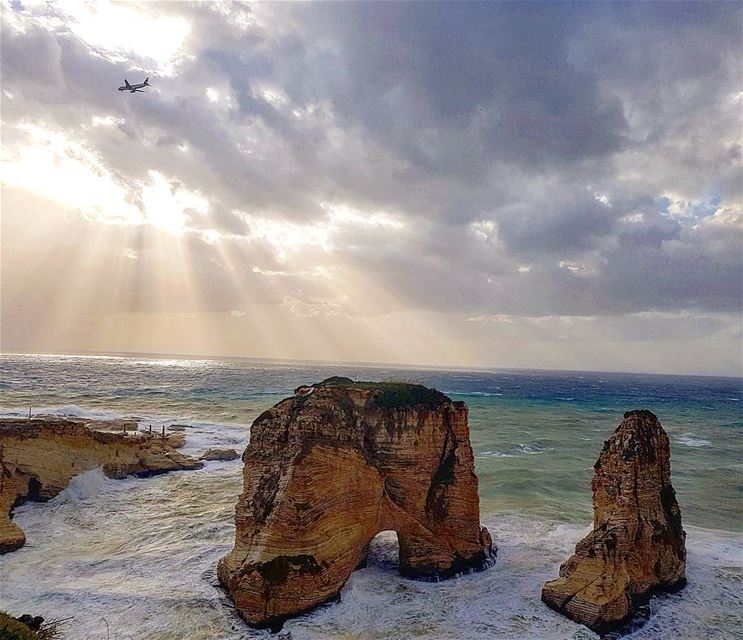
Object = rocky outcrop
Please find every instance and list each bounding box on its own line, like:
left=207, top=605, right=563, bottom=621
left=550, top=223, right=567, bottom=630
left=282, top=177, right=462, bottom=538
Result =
left=0, top=611, right=43, bottom=640
left=218, top=377, right=494, bottom=628
left=0, top=418, right=203, bottom=553
left=200, top=448, right=240, bottom=461
left=542, top=410, right=686, bottom=633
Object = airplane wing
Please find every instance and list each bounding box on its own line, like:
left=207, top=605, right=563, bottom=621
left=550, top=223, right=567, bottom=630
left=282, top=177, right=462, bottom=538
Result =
left=134, top=88, right=146, bottom=92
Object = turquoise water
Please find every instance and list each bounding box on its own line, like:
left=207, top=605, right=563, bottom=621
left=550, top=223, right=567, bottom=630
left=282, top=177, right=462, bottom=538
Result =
left=2, top=353, right=740, bottom=530
left=0, top=353, right=741, bottom=639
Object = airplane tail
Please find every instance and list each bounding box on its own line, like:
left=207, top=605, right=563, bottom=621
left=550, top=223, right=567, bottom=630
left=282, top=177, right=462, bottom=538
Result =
left=144, top=77, right=149, bottom=86
left=125, top=79, right=132, bottom=88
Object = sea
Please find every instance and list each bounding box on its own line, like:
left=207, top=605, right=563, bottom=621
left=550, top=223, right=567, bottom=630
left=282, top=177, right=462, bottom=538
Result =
left=0, top=353, right=741, bottom=640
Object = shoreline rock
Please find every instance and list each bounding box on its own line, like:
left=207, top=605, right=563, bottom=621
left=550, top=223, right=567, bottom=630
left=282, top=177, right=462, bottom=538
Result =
left=200, top=448, right=239, bottom=461
left=218, top=377, right=495, bottom=629
left=542, top=410, right=686, bottom=634
left=0, top=417, right=204, bottom=554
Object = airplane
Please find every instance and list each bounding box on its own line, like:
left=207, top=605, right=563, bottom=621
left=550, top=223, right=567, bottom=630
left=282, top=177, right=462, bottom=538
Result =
left=118, top=77, right=149, bottom=93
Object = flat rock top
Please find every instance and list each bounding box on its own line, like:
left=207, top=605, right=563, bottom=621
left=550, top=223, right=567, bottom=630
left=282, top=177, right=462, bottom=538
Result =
left=295, top=376, right=451, bottom=410
left=0, top=417, right=107, bottom=440
left=0, top=418, right=169, bottom=446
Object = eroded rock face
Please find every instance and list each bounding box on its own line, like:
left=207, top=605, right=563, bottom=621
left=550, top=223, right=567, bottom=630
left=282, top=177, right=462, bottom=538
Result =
left=218, top=377, right=495, bottom=628
left=542, top=410, right=686, bottom=633
left=0, top=418, right=203, bottom=553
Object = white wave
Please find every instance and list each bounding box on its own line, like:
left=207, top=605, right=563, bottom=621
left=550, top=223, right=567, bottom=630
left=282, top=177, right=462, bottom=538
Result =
left=286, top=517, right=743, bottom=640
left=55, top=468, right=111, bottom=503
left=0, top=404, right=251, bottom=458
left=675, top=433, right=712, bottom=448
left=478, top=444, right=549, bottom=457
left=158, top=420, right=250, bottom=456
left=514, top=443, right=546, bottom=454
left=5, top=479, right=742, bottom=640
left=0, top=404, right=129, bottom=420
left=477, top=450, right=514, bottom=458
left=449, top=391, right=504, bottom=397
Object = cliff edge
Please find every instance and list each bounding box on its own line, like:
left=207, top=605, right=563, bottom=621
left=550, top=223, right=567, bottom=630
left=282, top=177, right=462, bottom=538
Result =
left=0, top=418, right=203, bottom=553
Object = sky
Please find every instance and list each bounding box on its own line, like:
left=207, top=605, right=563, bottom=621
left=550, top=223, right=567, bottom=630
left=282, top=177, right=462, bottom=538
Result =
left=1, top=1, right=741, bottom=376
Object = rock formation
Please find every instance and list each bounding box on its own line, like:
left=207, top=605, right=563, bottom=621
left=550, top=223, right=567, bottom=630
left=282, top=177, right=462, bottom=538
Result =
left=0, top=611, right=44, bottom=640
left=218, top=377, right=494, bottom=628
left=542, top=410, right=686, bottom=633
left=200, top=448, right=240, bottom=461
left=0, top=418, right=203, bottom=553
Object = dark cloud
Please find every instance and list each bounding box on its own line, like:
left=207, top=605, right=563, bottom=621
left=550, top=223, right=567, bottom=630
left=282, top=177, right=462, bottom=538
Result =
left=299, top=2, right=629, bottom=171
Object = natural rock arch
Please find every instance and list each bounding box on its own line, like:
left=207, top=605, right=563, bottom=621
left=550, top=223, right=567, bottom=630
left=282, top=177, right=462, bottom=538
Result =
left=27, top=477, right=43, bottom=502
left=218, top=378, right=495, bottom=628
left=358, top=530, right=401, bottom=571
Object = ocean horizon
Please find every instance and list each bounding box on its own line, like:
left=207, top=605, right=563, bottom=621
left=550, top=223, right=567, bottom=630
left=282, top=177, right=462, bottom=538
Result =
left=5, top=349, right=742, bottom=381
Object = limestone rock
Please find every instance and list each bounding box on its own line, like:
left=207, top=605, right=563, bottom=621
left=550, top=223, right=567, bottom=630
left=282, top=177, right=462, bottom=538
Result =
left=200, top=448, right=240, bottom=461
left=0, top=418, right=203, bottom=553
left=163, top=432, right=187, bottom=449
left=542, top=410, right=686, bottom=633
left=82, top=418, right=139, bottom=432
left=218, top=377, right=495, bottom=628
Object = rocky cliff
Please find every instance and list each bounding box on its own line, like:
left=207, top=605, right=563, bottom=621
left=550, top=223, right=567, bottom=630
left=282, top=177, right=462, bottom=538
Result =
left=542, top=410, right=686, bottom=633
left=0, top=418, right=203, bottom=553
left=218, top=377, right=495, bottom=628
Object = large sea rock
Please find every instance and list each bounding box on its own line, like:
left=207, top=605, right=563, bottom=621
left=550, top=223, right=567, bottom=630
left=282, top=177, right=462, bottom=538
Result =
left=0, top=418, right=203, bottom=553
left=542, top=410, right=686, bottom=633
left=218, top=377, right=495, bottom=628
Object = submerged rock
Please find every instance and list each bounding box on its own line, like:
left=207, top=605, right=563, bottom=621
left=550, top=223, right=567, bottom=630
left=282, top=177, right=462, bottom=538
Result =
left=200, top=448, right=239, bottom=461
left=542, top=410, right=686, bottom=633
left=218, top=377, right=495, bottom=628
left=0, top=418, right=204, bottom=553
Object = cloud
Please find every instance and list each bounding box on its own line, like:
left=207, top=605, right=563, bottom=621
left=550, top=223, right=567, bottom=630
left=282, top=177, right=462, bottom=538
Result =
left=1, top=0, right=741, bottom=373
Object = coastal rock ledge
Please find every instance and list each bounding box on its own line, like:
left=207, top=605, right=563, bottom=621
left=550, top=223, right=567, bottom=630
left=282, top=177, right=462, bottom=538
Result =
left=542, top=410, right=686, bottom=633
left=0, top=418, right=204, bottom=553
left=218, top=377, right=495, bottom=628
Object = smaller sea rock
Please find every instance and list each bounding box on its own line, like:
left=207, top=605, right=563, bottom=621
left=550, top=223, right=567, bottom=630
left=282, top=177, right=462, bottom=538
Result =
left=542, top=410, right=686, bottom=633
left=200, top=448, right=239, bottom=461
left=164, top=432, right=187, bottom=449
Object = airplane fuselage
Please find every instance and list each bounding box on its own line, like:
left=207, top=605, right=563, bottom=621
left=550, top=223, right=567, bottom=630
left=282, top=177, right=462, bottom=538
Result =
left=118, top=78, right=149, bottom=93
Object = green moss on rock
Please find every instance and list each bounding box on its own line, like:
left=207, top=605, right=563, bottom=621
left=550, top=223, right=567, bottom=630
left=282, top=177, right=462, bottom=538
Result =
left=0, top=612, right=41, bottom=640
left=313, top=377, right=449, bottom=410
